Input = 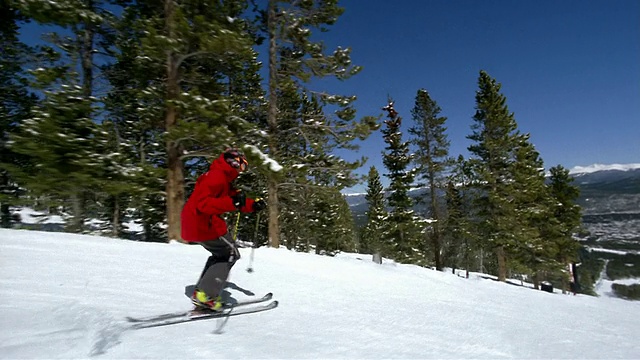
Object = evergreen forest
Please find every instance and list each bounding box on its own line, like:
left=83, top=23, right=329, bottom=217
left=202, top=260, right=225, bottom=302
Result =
left=1, top=0, right=583, bottom=293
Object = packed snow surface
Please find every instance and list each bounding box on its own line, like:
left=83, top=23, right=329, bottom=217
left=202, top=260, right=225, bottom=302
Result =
left=1, top=229, right=639, bottom=359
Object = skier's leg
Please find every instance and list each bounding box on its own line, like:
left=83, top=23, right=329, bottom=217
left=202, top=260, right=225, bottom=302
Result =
left=196, top=234, right=238, bottom=297
left=196, top=234, right=232, bottom=281
left=197, top=262, right=232, bottom=298
left=197, top=255, right=217, bottom=281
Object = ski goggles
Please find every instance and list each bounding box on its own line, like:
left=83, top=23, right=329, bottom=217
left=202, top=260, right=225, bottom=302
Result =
left=234, top=156, right=248, bottom=172
left=224, top=149, right=248, bottom=172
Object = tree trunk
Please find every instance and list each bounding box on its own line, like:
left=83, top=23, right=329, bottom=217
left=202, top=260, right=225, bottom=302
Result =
left=81, top=4, right=93, bottom=99
left=139, top=140, right=150, bottom=241
left=533, top=271, right=541, bottom=290
left=303, top=232, right=308, bottom=251
left=561, top=264, right=569, bottom=294
left=166, top=134, right=184, bottom=242
left=496, top=245, right=507, bottom=281
left=65, top=1, right=93, bottom=235
left=1, top=201, right=10, bottom=228
left=399, top=228, right=406, bottom=260
left=69, top=192, right=84, bottom=232
left=112, top=196, right=120, bottom=238
left=266, top=0, right=280, bottom=248
left=429, top=175, right=442, bottom=270
left=464, top=238, right=470, bottom=278
left=164, top=0, right=184, bottom=242
left=267, top=178, right=280, bottom=248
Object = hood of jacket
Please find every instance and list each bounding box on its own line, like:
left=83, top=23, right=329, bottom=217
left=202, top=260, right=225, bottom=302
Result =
left=210, top=153, right=240, bottom=182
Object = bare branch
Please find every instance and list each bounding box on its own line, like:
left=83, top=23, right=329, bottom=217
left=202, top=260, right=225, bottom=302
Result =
left=179, top=150, right=216, bottom=161
left=176, top=51, right=213, bottom=69
left=277, top=182, right=328, bottom=190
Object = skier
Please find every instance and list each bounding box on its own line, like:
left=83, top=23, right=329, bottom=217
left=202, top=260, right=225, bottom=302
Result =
left=181, top=148, right=267, bottom=311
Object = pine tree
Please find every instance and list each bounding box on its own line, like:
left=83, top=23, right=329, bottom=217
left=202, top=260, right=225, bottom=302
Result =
left=11, top=0, right=116, bottom=231
left=105, top=0, right=261, bottom=241
left=409, top=89, right=452, bottom=270
left=10, top=85, right=105, bottom=232
left=509, top=134, right=557, bottom=286
left=362, top=166, right=386, bottom=258
left=162, top=0, right=258, bottom=241
left=0, top=1, right=37, bottom=227
left=381, top=101, right=420, bottom=262
left=442, top=156, right=475, bottom=276
left=308, top=187, right=356, bottom=255
left=262, top=0, right=377, bottom=248
left=547, top=165, right=582, bottom=291
left=467, top=70, right=522, bottom=281
left=102, top=2, right=168, bottom=240
left=274, top=90, right=360, bottom=250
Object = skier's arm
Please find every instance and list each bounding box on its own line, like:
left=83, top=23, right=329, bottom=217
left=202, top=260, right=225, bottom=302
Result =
left=240, top=198, right=255, bottom=213
left=195, top=178, right=236, bottom=215
left=229, top=189, right=255, bottom=213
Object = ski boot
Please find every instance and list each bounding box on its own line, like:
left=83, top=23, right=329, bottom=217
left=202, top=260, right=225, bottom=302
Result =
left=191, top=289, right=224, bottom=312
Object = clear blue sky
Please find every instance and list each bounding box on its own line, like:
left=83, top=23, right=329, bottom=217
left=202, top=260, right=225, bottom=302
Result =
left=313, top=0, right=639, bottom=193
left=18, top=1, right=639, bottom=194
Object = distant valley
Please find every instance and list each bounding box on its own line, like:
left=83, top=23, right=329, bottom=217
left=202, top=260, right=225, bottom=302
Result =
left=346, top=164, right=640, bottom=299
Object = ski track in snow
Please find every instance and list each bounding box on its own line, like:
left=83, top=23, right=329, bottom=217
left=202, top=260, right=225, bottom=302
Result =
left=0, top=303, right=125, bottom=358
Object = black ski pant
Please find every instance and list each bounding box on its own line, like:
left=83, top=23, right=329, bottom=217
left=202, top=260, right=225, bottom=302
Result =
left=195, top=233, right=240, bottom=298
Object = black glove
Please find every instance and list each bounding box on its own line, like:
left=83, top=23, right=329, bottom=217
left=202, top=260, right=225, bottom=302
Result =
left=231, top=192, right=246, bottom=209
left=252, top=198, right=267, bottom=212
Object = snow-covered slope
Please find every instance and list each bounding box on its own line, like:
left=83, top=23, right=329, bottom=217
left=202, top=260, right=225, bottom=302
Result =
left=1, top=229, right=639, bottom=359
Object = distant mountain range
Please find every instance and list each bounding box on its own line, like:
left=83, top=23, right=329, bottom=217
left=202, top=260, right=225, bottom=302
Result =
left=568, top=163, right=640, bottom=175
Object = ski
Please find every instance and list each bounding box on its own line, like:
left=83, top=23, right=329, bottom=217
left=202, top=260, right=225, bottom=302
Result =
left=130, top=300, right=278, bottom=329
left=126, top=292, right=273, bottom=323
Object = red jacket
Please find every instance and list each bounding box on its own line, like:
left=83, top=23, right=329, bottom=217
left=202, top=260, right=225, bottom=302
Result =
left=181, top=154, right=255, bottom=243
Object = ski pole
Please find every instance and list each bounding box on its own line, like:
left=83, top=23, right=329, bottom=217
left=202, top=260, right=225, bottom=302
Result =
left=246, top=212, right=260, bottom=273
left=232, top=211, right=241, bottom=241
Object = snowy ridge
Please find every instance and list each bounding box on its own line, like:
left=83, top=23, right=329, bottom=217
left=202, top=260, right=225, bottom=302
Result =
left=569, top=163, right=640, bottom=175
left=1, top=229, right=639, bottom=359
left=343, top=163, right=640, bottom=195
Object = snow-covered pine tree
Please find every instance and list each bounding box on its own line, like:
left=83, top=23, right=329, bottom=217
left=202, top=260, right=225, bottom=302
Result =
left=442, top=156, right=475, bottom=277
left=466, top=70, right=522, bottom=281
left=381, top=101, right=421, bottom=263
left=362, top=166, right=386, bottom=261
left=509, top=134, right=558, bottom=287
left=263, top=0, right=378, bottom=248
left=0, top=2, right=37, bottom=227
left=102, top=3, right=168, bottom=240
left=10, top=85, right=104, bottom=232
left=11, top=0, right=116, bottom=232
left=408, top=89, right=452, bottom=270
left=307, top=186, right=356, bottom=255
left=273, top=88, right=364, bottom=251
left=274, top=90, right=336, bottom=251
left=547, top=165, right=582, bottom=291
left=105, top=0, right=261, bottom=241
